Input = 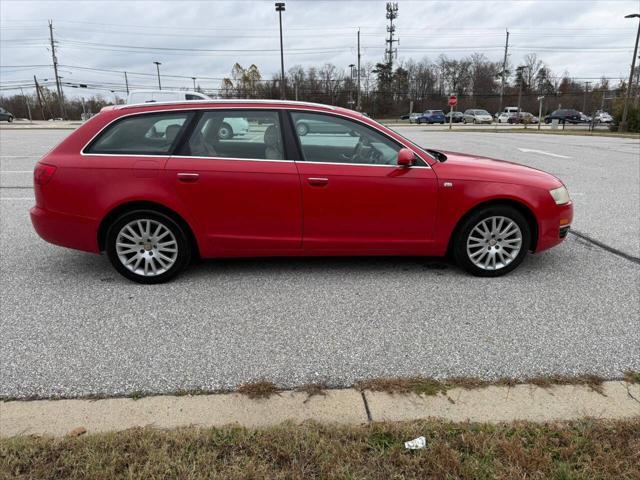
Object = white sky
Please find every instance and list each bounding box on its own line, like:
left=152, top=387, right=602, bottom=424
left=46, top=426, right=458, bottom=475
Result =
left=1, top=0, right=638, bottom=99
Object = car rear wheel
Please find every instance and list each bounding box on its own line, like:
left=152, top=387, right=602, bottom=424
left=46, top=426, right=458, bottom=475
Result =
left=453, top=206, right=531, bottom=277
left=218, top=122, right=233, bottom=140
left=7, top=116, right=13, bottom=123
left=106, top=210, right=191, bottom=284
left=296, top=122, right=309, bottom=136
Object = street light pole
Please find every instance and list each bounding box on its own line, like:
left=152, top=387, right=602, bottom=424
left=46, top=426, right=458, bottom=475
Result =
left=192, top=77, right=197, bottom=90
left=620, top=13, right=640, bottom=132
left=275, top=2, right=286, bottom=100
left=153, top=61, right=162, bottom=90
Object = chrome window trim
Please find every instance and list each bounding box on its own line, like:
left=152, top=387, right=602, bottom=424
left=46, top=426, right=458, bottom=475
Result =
left=80, top=106, right=431, bottom=169
left=170, top=155, right=294, bottom=164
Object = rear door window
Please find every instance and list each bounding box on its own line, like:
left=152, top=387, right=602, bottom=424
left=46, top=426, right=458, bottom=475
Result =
left=85, top=112, right=192, bottom=155
left=179, top=110, right=283, bottom=160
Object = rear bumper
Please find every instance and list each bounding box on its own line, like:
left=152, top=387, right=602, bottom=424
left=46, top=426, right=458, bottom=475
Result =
left=30, top=206, right=100, bottom=253
left=535, top=202, right=574, bottom=253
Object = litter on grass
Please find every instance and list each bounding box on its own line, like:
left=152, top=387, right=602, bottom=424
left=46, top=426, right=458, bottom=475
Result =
left=404, top=436, right=427, bottom=450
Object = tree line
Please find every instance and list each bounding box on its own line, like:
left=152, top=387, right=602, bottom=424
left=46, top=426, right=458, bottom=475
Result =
left=1, top=52, right=638, bottom=125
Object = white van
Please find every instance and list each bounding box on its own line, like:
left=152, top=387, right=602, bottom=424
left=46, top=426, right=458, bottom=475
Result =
left=126, top=90, right=210, bottom=104
left=497, top=106, right=520, bottom=123
left=125, top=90, right=249, bottom=139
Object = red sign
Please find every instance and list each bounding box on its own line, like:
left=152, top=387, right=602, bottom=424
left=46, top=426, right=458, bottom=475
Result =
left=448, top=95, right=457, bottom=107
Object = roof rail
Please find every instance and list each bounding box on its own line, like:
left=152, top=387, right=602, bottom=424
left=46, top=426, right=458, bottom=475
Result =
left=117, top=99, right=339, bottom=110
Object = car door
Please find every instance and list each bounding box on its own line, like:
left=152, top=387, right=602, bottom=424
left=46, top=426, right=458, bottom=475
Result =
left=166, top=109, right=302, bottom=255
left=289, top=110, right=438, bottom=254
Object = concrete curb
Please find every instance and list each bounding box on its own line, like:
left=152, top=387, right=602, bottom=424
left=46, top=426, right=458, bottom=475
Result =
left=1, top=381, right=638, bottom=437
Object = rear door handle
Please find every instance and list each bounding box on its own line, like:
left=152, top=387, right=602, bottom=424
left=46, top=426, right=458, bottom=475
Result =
left=177, top=172, right=199, bottom=183
left=307, top=177, right=328, bottom=186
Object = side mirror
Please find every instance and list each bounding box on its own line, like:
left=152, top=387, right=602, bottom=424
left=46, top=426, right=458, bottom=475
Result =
left=397, top=148, right=415, bottom=167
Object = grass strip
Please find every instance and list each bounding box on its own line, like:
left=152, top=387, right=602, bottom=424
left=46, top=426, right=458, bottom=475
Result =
left=356, top=374, right=607, bottom=396
left=1, top=418, right=638, bottom=479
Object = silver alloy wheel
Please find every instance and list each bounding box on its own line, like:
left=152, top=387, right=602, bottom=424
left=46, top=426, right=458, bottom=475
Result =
left=115, top=219, right=178, bottom=277
left=466, top=216, right=522, bottom=271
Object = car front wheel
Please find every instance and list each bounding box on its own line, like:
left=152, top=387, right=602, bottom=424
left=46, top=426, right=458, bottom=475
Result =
left=453, top=206, right=530, bottom=277
left=106, top=210, right=191, bottom=284
left=7, top=116, right=14, bottom=123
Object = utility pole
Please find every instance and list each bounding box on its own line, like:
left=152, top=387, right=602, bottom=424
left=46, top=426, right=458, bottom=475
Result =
left=516, top=65, right=525, bottom=114
left=19, top=87, right=32, bottom=122
left=275, top=2, right=286, bottom=100
left=33, top=76, right=45, bottom=120
left=582, top=81, right=591, bottom=113
left=48, top=20, right=66, bottom=119
left=192, top=77, right=197, bottom=90
left=385, top=3, right=399, bottom=67
left=124, top=72, right=129, bottom=95
left=153, top=62, right=162, bottom=90
left=620, top=13, right=640, bottom=131
left=498, top=29, right=510, bottom=114
left=357, top=28, right=361, bottom=111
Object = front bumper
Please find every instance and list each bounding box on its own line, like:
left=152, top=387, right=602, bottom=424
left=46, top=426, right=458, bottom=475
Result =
left=30, top=206, right=100, bottom=253
left=535, top=201, right=574, bottom=253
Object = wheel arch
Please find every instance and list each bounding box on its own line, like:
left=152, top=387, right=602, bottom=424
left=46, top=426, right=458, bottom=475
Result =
left=97, top=200, right=200, bottom=258
left=447, top=198, right=539, bottom=255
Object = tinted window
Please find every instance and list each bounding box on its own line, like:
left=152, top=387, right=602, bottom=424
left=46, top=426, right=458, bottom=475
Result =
left=291, top=112, right=402, bottom=166
left=86, top=112, right=191, bottom=155
left=180, top=110, right=283, bottom=160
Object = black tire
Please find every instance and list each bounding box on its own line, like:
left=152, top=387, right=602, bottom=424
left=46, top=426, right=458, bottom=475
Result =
left=416, top=119, right=422, bottom=125
left=453, top=205, right=531, bottom=277
left=106, top=210, right=191, bottom=284
left=7, top=116, right=13, bottom=123
left=296, top=122, right=309, bottom=136
left=218, top=122, right=234, bottom=140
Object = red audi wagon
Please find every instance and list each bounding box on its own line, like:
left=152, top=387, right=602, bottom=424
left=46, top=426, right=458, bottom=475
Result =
left=31, top=100, right=573, bottom=283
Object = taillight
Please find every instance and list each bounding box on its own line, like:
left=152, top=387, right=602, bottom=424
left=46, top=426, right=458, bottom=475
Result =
left=34, top=163, right=57, bottom=185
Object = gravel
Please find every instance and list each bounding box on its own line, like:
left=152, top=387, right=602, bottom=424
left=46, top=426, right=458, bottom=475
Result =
left=1, top=129, right=638, bottom=399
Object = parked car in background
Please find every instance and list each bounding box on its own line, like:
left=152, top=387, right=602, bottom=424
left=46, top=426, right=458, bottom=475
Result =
left=462, top=109, right=493, bottom=124
left=409, top=112, right=421, bottom=124
left=416, top=110, right=446, bottom=124
left=295, top=117, right=355, bottom=136
left=594, top=111, right=613, bottom=124
left=0, top=107, right=14, bottom=122
left=497, top=112, right=515, bottom=123
left=126, top=90, right=210, bottom=104
left=579, top=112, right=592, bottom=123
left=445, top=111, right=465, bottom=123
left=544, top=109, right=581, bottom=124
left=507, top=112, right=539, bottom=124
left=30, top=99, right=573, bottom=283
left=400, top=114, right=410, bottom=120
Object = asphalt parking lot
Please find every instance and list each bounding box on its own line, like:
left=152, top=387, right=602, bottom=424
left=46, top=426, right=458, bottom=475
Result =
left=1, top=128, right=639, bottom=399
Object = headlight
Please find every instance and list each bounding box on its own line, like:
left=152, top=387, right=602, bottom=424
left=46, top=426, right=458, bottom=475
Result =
left=549, top=186, right=571, bottom=205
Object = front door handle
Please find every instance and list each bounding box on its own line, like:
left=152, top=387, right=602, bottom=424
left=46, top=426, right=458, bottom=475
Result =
left=307, top=177, right=328, bottom=187
left=177, top=172, right=199, bottom=183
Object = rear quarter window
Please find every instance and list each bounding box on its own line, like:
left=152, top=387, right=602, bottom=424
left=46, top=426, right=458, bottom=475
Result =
left=85, top=112, right=192, bottom=155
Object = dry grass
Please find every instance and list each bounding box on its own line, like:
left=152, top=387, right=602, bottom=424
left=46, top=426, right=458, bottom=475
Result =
left=236, top=380, right=279, bottom=400
left=525, top=374, right=605, bottom=395
left=355, top=376, right=448, bottom=396
left=356, top=374, right=607, bottom=396
left=1, top=418, right=638, bottom=479
left=296, top=382, right=328, bottom=403
left=624, top=371, right=640, bottom=384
